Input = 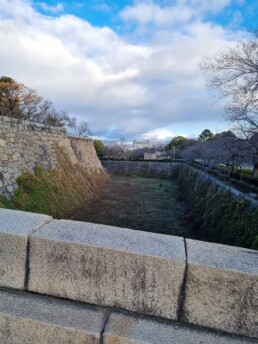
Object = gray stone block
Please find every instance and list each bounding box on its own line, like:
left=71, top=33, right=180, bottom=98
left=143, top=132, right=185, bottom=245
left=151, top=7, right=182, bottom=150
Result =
left=0, top=208, right=52, bottom=289
left=183, top=239, right=258, bottom=339
left=0, top=289, right=108, bottom=344
left=104, top=312, right=255, bottom=344
left=29, top=220, right=186, bottom=320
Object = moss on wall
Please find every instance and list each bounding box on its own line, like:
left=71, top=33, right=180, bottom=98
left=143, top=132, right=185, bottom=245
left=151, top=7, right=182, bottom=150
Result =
left=177, top=166, right=258, bottom=250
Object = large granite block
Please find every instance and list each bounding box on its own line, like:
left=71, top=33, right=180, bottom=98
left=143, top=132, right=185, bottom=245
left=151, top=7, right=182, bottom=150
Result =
left=29, top=220, right=186, bottom=320
left=0, top=208, right=52, bottom=289
left=103, top=312, right=255, bottom=344
left=0, top=289, right=108, bottom=344
left=182, top=239, right=258, bottom=339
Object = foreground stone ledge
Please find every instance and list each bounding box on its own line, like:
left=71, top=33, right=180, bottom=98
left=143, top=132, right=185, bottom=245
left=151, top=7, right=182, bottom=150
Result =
left=29, top=220, right=186, bottom=320
left=183, top=239, right=258, bottom=339
left=104, top=312, right=256, bottom=344
left=0, top=208, right=52, bottom=289
left=0, top=289, right=109, bottom=344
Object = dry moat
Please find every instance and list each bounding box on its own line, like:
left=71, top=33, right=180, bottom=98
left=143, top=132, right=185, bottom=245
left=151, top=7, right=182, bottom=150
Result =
left=72, top=176, right=190, bottom=236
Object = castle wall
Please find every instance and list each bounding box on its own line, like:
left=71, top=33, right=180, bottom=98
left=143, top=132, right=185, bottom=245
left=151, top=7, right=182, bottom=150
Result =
left=0, top=116, right=103, bottom=197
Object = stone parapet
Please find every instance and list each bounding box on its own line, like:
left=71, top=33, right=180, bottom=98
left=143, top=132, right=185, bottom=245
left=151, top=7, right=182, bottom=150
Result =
left=0, top=289, right=108, bottom=344
left=0, top=208, right=51, bottom=289
left=0, top=208, right=257, bottom=340
left=104, top=312, right=256, bottom=344
left=0, top=290, right=257, bottom=344
left=28, top=220, right=186, bottom=320
left=182, top=239, right=258, bottom=338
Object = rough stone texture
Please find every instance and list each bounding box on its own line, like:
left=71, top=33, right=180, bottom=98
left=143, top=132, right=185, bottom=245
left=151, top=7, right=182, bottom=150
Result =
left=104, top=313, right=256, bottom=344
left=0, top=289, right=108, bottom=344
left=102, top=160, right=180, bottom=178
left=0, top=208, right=52, bottom=289
left=29, top=220, right=186, bottom=320
left=0, top=116, right=103, bottom=197
left=70, top=136, right=103, bottom=171
left=183, top=239, right=258, bottom=339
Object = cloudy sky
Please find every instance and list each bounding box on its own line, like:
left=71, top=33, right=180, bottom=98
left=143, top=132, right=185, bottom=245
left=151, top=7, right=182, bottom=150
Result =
left=0, top=0, right=256, bottom=141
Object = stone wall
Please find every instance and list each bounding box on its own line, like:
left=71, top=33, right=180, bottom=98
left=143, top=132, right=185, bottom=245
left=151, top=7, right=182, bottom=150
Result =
left=0, top=208, right=257, bottom=343
left=0, top=116, right=103, bottom=197
left=102, top=160, right=180, bottom=178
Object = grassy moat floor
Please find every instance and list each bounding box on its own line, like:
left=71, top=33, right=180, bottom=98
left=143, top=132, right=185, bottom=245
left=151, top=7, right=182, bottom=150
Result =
left=72, top=176, right=190, bottom=236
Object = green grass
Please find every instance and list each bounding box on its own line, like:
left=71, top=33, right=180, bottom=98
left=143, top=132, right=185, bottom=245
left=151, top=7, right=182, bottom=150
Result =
left=236, top=168, right=253, bottom=175
left=72, top=176, right=190, bottom=237
left=6, top=148, right=108, bottom=218
left=0, top=196, right=13, bottom=209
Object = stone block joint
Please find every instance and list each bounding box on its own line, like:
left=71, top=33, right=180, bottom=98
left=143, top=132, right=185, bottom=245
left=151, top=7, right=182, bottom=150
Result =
left=178, top=237, right=189, bottom=322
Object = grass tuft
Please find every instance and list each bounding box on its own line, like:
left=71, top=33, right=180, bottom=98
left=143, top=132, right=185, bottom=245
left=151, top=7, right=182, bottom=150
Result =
left=10, top=146, right=109, bottom=218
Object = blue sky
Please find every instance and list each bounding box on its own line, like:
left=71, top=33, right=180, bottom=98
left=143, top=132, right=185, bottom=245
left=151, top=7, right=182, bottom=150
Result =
left=33, top=0, right=257, bottom=30
left=0, top=0, right=257, bottom=142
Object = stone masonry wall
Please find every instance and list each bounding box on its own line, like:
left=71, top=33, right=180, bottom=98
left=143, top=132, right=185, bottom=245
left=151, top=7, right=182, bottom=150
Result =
left=0, top=116, right=103, bottom=197
left=0, top=208, right=257, bottom=341
left=70, top=136, right=103, bottom=171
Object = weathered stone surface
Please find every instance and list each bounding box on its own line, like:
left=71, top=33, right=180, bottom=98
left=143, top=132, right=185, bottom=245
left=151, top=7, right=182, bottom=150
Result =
left=183, top=239, right=258, bottom=339
left=0, top=115, right=103, bottom=197
left=29, top=220, right=186, bottom=320
left=0, top=289, right=108, bottom=344
left=0, top=208, right=52, bottom=289
left=104, top=312, right=255, bottom=344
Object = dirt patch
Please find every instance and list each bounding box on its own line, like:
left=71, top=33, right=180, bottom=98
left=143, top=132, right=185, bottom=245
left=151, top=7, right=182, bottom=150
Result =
left=72, top=176, right=190, bottom=236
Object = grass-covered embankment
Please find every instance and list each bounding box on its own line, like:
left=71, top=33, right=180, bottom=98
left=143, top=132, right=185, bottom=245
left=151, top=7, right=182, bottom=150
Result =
left=177, top=166, right=258, bottom=250
left=0, top=147, right=108, bottom=218
left=72, top=176, right=189, bottom=236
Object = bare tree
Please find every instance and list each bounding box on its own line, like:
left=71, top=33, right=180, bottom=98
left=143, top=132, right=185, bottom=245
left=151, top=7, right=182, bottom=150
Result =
left=66, top=117, right=91, bottom=136
left=182, top=137, right=252, bottom=173
left=201, top=34, right=258, bottom=175
left=201, top=35, right=258, bottom=136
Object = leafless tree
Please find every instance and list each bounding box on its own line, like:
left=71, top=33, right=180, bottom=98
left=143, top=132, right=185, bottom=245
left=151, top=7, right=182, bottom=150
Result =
left=103, top=138, right=132, bottom=161
left=201, top=35, right=258, bottom=137
left=201, top=33, right=258, bottom=174
left=182, top=137, right=253, bottom=173
left=65, top=116, right=91, bottom=136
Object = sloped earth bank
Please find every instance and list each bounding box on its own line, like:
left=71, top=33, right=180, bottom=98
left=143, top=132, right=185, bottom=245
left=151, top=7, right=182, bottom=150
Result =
left=72, top=176, right=190, bottom=236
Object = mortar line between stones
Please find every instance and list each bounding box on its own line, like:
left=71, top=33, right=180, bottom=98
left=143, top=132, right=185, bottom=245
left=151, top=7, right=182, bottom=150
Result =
left=24, top=238, right=31, bottom=291
left=100, top=310, right=112, bottom=344
left=178, top=237, right=188, bottom=322
left=24, top=218, right=53, bottom=291
left=30, top=218, right=53, bottom=235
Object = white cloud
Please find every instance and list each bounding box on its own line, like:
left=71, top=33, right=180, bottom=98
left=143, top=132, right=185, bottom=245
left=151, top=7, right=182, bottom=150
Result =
left=120, top=3, right=193, bottom=25
left=0, top=0, right=245, bottom=140
left=39, top=2, right=64, bottom=14
left=92, top=2, right=111, bottom=12
left=143, top=128, right=174, bottom=140
left=180, top=0, right=232, bottom=14
left=120, top=0, right=233, bottom=26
